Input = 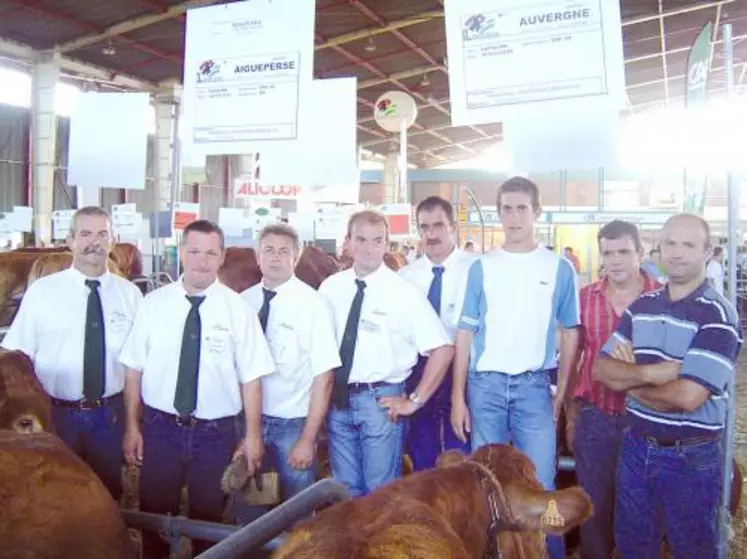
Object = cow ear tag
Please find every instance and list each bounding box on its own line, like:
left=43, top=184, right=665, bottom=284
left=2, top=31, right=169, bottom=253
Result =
left=540, top=499, right=565, bottom=527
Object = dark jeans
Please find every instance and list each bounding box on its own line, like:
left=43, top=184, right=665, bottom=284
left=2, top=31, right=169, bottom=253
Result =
left=573, top=401, right=626, bottom=559
left=51, top=394, right=124, bottom=501
left=406, top=406, right=470, bottom=471
left=615, top=429, right=723, bottom=559
left=139, top=407, right=237, bottom=559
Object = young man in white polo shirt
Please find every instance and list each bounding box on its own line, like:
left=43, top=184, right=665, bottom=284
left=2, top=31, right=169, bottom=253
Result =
left=399, top=196, right=473, bottom=471
left=242, top=224, right=339, bottom=504
left=318, top=210, right=454, bottom=497
left=1, top=206, right=142, bottom=501
left=451, top=177, right=580, bottom=559
left=119, top=220, right=275, bottom=559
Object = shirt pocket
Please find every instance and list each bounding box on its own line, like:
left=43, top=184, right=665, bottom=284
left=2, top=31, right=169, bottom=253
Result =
left=105, top=310, right=133, bottom=351
left=203, top=327, right=234, bottom=364
left=267, top=324, right=301, bottom=374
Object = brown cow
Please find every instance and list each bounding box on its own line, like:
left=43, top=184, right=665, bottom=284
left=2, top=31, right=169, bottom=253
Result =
left=0, top=431, right=134, bottom=559
left=219, top=247, right=262, bottom=293
left=109, top=242, right=144, bottom=279
left=0, top=350, right=51, bottom=434
left=295, top=246, right=340, bottom=289
left=273, top=444, right=593, bottom=559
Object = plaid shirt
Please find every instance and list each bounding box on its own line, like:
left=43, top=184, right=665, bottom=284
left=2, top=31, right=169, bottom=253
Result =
left=573, top=272, right=661, bottom=414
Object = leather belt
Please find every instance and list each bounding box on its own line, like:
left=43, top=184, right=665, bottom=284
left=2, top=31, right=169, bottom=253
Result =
left=639, top=431, right=719, bottom=448
left=51, top=393, right=122, bottom=411
left=348, top=381, right=395, bottom=393
left=147, top=406, right=231, bottom=427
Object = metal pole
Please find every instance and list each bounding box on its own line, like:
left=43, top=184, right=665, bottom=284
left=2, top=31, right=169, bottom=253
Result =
left=398, top=121, right=407, bottom=204
left=719, top=21, right=737, bottom=559
left=459, top=186, right=486, bottom=254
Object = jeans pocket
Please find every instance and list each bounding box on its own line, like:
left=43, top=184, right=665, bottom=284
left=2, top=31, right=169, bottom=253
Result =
left=679, top=440, right=722, bottom=472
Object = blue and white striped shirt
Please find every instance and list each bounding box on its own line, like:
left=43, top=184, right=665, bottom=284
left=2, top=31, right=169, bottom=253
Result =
left=600, top=280, right=742, bottom=438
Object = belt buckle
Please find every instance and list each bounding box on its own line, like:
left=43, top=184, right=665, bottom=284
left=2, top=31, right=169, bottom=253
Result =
left=79, top=398, right=104, bottom=410
left=174, top=415, right=198, bottom=427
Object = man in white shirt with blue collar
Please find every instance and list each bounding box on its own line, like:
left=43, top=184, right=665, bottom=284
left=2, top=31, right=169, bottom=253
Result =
left=318, top=210, right=454, bottom=497
left=1, top=206, right=142, bottom=501
left=242, top=224, right=339, bottom=507
left=119, top=220, right=275, bottom=559
left=399, top=196, right=473, bottom=471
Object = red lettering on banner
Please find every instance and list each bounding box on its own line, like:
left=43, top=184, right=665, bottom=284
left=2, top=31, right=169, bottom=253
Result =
left=235, top=182, right=302, bottom=198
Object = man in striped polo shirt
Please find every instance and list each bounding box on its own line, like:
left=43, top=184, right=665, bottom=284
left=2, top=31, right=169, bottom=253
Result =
left=596, top=213, right=742, bottom=559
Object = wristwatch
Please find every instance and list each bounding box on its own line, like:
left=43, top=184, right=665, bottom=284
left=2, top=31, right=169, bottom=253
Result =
left=408, top=391, right=423, bottom=408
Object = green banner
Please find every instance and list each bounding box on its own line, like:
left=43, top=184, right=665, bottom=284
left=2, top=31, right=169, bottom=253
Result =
left=683, top=21, right=712, bottom=214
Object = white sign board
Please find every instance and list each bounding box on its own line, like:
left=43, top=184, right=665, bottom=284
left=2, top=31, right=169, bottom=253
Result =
left=52, top=209, right=76, bottom=240
left=444, top=0, right=626, bottom=126
left=182, top=0, right=316, bottom=155
left=67, top=92, right=150, bottom=189
left=234, top=179, right=303, bottom=200
left=260, top=77, right=359, bottom=201
left=112, top=203, right=141, bottom=236
left=0, top=206, right=33, bottom=233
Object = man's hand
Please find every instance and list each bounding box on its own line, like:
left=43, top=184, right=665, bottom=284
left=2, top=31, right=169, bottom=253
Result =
left=288, top=436, right=315, bottom=470
left=378, top=395, right=418, bottom=422
left=644, top=361, right=681, bottom=385
left=450, top=399, right=471, bottom=443
left=233, top=435, right=264, bottom=477
left=123, top=427, right=143, bottom=466
left=552, top=389, right=565, bottom=424
left=612, top=342, right=636, bottom=364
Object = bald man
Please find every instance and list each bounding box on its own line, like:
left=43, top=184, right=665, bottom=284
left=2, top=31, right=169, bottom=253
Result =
left=595, top=214, right=741, bottom=558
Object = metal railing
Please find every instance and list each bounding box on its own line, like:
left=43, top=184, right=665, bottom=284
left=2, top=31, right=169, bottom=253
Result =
left=121, top=479, right=351, bottom=559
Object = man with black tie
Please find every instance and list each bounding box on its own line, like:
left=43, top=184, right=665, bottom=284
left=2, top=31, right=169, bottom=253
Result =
left=1, top=206, right=142, bottom=501
left=120, top=220, right=275, bottom=558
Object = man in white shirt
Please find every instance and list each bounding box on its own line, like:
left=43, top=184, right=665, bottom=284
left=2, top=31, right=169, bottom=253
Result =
left=399, top=196, right=473, bottom=471
left=1, top=206, right=142, bottom=501
left=242, top=224, right=339, bottom=506
left=119, top=220, right=275, bottom=559
left=451, top=177, right=580, bottom=559
left=706, top=246, right=725, bottom=295
left=318, top=210, right=454, bottom=497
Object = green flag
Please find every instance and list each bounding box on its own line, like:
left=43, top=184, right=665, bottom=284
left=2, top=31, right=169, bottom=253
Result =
left=683, top=21, right=712, bottom=214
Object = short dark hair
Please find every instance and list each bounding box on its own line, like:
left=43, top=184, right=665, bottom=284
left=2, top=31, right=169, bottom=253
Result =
left=259, top=223, right=300, bottom=253
left=71, top=206, right=111, bottom=235
left=182, top=219, right=225, bottom=250
left=497, top=176, right=541, bottom=211
left=713, top=246, right=724, bottom=257
left=597, top=220, right=642, bottom=252
left=346, top=210, right=389, bottom=239
left=416, top=196, right=454, bottom=224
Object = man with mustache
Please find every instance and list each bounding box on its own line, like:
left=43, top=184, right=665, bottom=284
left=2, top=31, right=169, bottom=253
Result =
left=399, top=196, right=474, bottom=470
left=1, top=206, right=142, bottom=500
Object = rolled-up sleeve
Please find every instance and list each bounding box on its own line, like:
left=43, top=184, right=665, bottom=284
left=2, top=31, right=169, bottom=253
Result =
left=458, top=259, right=484, bottom=332
left=235, top=303, right=275, bottom=384
left=680, top=322, right=741, bottom=395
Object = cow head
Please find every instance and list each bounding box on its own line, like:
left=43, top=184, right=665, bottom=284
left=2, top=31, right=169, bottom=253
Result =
left=437, top=444, right=593, bottom=556
left=0, top=350, right=52, bottom=434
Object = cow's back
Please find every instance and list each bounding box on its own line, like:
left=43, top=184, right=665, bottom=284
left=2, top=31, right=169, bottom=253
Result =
left=0, top=431, right=133, bottom=558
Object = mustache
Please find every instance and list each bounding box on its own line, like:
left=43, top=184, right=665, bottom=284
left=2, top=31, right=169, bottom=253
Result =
left=426, top=239, right=441, bottom=245
left=83, top=247, right=105, bottom=254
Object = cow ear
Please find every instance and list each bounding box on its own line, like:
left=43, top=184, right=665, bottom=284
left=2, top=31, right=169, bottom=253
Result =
left=504, top=485, right=593, bottom=535
left=435, top=449, right=467, bottom=468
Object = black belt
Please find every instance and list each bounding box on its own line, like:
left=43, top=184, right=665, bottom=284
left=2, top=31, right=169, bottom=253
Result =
left=348, top=381, right=397, bottom=393
left=51, top=393, right=122, bottom=411
left=637, top=431, right=719, bottom=448
left=147, top=406, right=233, bottom=427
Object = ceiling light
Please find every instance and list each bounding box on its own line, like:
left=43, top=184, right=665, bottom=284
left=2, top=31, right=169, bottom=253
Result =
left=364, top=36, right=376, bottom=53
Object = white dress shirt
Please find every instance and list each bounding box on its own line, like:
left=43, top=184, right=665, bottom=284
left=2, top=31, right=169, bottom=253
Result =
left=399, top=247, right=475, bottom=341
left=119, top=278, right=275, bottom=420
left=318, top=264, right=451, bottom=385
left=1, top=267, right=142, bottom=400
left=242, top=276, right=341, bottom=419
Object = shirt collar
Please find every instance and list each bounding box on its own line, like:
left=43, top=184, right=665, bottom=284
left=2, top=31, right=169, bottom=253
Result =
left=425, top=246, right=461, bottom=271
left=177, top=276, right=220, bottom=298
left=261, top=275, right=296, bottom=294
left=67, top=265, right=112, bottom=288
left=662, top=278, right=710, bottom=303
left=591, top=269, right=660, bottom=294
left=349, top=262, right=389, bottom=285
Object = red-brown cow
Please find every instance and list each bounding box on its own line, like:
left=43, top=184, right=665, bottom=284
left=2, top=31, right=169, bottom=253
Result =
left=0, top=431, right=134, bottom=559
left=0, top=350, right=51, bottom=434
left=273, top=444, right=593, bottom=559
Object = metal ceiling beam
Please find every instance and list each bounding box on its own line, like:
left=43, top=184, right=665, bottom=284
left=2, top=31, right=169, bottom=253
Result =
left=56, top=0, right=221, bottom=54
left=315, top=11, right=442, bottom=51
left=5, top=0, right=181, bottom=63
left=625, top=32, right=747, bottom=65
left=0, top=36, right=154, bottom=90
left=621, top=0, right=734, bottom=27
left=358, top=65, right=442, bottom=89
left=657, top=0, right=670, bottom=104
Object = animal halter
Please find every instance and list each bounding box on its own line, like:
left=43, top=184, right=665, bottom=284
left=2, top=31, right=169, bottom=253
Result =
left=465, top=460, right=505, bottom=559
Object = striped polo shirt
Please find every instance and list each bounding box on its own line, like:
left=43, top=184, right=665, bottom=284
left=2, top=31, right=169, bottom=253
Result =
left=600, top=280, right=742, bottom=439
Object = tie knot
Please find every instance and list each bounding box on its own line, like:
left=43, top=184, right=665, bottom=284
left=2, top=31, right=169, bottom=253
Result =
left=85, top=279, right=101, bottom=290
left=262, top=288, right=276, bottom=303
left=186, top=295, right=205, bottom=308
left=432, top=266, right=444, bottom=277
left=355, top=279, right=366, bottom=292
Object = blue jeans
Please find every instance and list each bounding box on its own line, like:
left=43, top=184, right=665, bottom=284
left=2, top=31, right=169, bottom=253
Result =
left=139, top=407, right=237, bottom=559
left=573, top=401, right=626, bottom=559
left=615, top=429, right=723, bottom=559
left=52, top=395, right=124, bottom=501
left=467, top=370, right=564, bottom=559
left=327, top=382, right=405, bottom=497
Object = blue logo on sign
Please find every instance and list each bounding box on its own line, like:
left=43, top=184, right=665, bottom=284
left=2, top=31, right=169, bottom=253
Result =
left=197, top=59, right=221, bottom=83
left=463, top=13, right=497, bottom=40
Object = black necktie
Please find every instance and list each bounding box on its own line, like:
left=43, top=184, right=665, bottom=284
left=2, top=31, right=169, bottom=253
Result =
left=333, top=279, right=366, bottom=409
left=428, top=265, right=445, bottom=315
left=174, top=295, right=205, bottom=417
left=83, top=279, right=106, bottom=400
left=258, top=288, right=276, bottom=333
